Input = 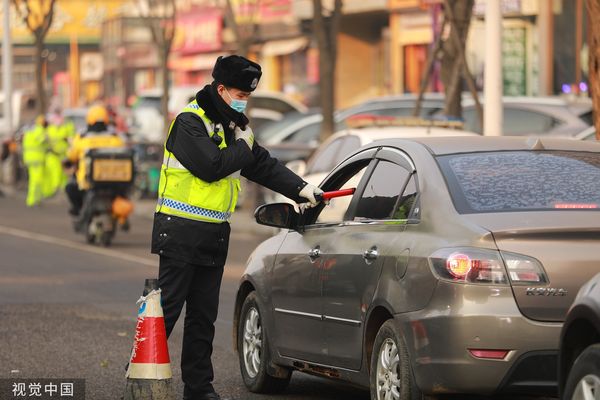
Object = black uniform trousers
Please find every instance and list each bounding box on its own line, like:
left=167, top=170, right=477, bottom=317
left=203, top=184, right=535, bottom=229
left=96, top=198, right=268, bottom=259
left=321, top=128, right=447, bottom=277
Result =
left=158, top=255, right=224, bottom=398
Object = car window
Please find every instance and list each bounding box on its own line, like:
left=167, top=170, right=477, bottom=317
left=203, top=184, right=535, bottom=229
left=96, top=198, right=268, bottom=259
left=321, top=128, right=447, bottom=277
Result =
left=314, top=162, right=370, bottom=224
left=248, top=96, right=297, bottom=114
left=354, top=161, right=413, bottom=221
left=462, top=107, right=560, bottom=135
left=437, top=151, right=600, bottom=213
left=287, top=122, right=321, bottom=143
left=257, top=113, right=315, bottom=142
left=306, top=138, right=344, bottom=175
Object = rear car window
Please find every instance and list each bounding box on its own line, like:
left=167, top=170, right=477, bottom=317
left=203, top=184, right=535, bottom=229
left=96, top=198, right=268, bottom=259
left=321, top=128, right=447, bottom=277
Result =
left=437, top=151, right=600, bottom=213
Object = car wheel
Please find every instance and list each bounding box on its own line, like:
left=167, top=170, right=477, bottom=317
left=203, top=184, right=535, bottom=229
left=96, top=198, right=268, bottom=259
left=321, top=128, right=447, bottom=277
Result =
left=563, top=344, right=600, bottom=400
left=238, top=291, right=291, bottom=393
left=370, top=320, right=424, bottom=400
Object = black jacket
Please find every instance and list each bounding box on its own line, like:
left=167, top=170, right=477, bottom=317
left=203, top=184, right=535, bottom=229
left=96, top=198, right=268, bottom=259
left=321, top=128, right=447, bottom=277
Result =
left=151, top=85, right=307, bottom=266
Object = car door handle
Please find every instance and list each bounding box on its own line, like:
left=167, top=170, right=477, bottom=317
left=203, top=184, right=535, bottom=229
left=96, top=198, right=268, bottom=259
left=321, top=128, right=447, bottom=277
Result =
left=308, top=247, right=322, bottom=260
left=363, top=247, right=379, bottom=262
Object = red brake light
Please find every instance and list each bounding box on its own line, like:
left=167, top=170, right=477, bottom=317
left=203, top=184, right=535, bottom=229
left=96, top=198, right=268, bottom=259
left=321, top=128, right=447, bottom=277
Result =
left=429, top=248, right=508, bottom=285
left=446, top=253, right=476, bottom=279
left=554, top=203, right=598, bottom=209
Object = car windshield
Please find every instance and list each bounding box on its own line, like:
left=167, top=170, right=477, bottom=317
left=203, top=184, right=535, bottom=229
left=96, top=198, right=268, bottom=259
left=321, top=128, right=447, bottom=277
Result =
left=257, top=112, right=316, bottom=142
left=437, top=151, right=600, bottom=213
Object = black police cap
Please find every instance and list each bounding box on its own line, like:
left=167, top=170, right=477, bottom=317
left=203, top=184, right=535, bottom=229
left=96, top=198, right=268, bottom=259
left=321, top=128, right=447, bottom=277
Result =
left=212, top=55, right=262, bottom=92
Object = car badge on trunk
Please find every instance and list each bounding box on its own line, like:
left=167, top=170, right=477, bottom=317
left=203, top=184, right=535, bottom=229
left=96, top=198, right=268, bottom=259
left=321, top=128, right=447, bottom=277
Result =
left=526, top=287, right=568, bottom=297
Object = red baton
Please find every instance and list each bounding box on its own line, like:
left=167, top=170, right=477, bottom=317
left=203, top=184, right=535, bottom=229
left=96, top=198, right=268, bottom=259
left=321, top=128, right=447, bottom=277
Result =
left=316, top=188, right=356, bottom=202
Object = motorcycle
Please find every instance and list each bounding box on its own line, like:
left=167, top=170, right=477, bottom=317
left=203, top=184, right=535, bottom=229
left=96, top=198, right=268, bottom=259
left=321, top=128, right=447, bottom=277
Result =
left=73, top=147, right=135, bottom=247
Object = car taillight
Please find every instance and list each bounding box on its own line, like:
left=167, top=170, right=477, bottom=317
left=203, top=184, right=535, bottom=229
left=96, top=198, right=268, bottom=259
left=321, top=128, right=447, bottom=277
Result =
left=500, top=251, right=548, bottom=285
left=429, top=248, right=508, bottom=285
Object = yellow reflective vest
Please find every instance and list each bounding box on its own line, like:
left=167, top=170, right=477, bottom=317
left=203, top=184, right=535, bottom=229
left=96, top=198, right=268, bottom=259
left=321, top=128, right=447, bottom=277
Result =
left=156, top=100, right=241, bottom=223
left=22, top=125, right=48, bottom=166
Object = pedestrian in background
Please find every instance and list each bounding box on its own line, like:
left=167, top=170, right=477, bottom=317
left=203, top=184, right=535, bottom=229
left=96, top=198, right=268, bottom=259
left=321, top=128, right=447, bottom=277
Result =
left=22, top=115, right=49, bottom=207
left=43, top=108, right=71, bottom=198
left=151, top=55, right=323, bottom=400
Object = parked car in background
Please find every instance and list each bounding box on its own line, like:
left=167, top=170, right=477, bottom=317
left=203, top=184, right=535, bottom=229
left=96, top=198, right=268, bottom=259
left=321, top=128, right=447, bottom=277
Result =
left=262, top=117, right=476, bottom=210
left=436, top=96, right=591, bottom=136
left=129, top=87, right=307, bottom=143
left=559, top=273, right=600, bottom=400
left=257, top=94, right=449, bottom=164
left=575, top=126, right=597, bottom=141
left=234, top=136, right=600, bottom=399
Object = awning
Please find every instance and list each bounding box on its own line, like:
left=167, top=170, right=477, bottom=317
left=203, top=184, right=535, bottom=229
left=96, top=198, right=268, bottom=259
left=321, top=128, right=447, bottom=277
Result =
left=261, top=37, right=308, bottom=57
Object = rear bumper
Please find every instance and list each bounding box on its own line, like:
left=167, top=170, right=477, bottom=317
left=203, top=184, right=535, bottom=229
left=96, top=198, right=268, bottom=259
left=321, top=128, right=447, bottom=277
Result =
left=393, top=282, right=562, bottom=396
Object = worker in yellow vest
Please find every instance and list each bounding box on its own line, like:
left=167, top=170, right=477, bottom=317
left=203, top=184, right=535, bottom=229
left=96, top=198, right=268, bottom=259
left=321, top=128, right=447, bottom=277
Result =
left=43, top=110, right=71, bottom=198
left=151, top=55, right=323, bottom=400
left=22, top=115, right=49, bottom=207
left=65, top=105, right=125, bottom=216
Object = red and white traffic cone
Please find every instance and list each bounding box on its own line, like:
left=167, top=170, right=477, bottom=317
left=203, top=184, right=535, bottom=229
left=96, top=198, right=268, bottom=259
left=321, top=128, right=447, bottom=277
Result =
left=123, top=279, right=174, bottom=400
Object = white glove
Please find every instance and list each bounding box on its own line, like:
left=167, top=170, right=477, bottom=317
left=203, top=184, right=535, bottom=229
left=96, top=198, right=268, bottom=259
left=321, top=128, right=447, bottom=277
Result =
left=299, top=183, right=324, bottom=207
left=235, top=126, right=254, bottom=149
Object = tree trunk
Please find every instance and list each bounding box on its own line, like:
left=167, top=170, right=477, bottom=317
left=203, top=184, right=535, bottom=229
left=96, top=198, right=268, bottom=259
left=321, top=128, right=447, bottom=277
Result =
left=320, top=50, right=335, bottom=141
left=313, top=0, right=342, bottom=142
left=441, top=0, right=474, bottom=119
left=587, top=0, right=600, bottom=140
left=34, top=36, right=47, bottom=115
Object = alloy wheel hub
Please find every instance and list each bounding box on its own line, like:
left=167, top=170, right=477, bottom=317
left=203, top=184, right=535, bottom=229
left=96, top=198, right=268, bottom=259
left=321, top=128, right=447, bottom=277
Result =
left=242, top=307, right=262, bottom=378
left=376, top=338, right=400, bottom=400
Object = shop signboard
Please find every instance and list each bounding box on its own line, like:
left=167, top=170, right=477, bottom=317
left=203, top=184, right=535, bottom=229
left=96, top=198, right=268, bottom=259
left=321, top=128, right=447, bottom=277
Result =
left=2, top=0, right=126, bottom=44
left=171, top=8, right=223, bottom=54
left=502, top=26, right=527, bottom=96
left=233, top=0, right=292, bottom=23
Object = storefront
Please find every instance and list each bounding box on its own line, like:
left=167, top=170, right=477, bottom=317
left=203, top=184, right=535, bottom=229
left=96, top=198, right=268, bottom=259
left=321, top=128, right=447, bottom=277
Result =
left=168, top=6, right=224, bottom=87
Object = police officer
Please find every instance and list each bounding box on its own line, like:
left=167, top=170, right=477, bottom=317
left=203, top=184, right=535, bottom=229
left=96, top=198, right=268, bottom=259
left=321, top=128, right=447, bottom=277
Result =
left=151, top=55, right=322, bottom=400
left=22, top=115, right=49, bottom=207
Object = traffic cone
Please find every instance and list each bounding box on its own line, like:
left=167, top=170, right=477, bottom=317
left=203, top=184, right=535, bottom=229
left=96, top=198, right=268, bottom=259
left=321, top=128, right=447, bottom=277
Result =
left=123, top=279, right=175, bottom=400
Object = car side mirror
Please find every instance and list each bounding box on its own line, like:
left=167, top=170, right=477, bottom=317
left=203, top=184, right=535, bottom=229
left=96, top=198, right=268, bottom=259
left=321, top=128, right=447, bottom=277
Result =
left=285, top=159, right=306, bottom=176
left=254, top=203, right=299, bottom=230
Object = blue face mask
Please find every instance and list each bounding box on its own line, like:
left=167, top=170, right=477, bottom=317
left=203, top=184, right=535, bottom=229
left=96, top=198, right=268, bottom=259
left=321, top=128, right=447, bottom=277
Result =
left=225, top=89, right=248, bottom=113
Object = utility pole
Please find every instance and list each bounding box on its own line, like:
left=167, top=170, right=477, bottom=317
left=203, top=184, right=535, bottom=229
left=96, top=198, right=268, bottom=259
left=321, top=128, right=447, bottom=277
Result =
left=3, top=0, right=13, bottom=139
left=2, top=0, right=16, bottom=186
left=484, top=0, right=502, bottom=136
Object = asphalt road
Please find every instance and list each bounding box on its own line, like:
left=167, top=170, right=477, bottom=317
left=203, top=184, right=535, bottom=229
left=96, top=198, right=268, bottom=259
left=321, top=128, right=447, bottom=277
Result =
left=0, top=189, right=553, bottom=400
left=0, top=190, right=372, bottom=400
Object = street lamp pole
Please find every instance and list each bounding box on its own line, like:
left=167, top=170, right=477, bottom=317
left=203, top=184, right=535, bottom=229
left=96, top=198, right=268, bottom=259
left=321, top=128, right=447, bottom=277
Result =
left=484, top=0, right=503, bottom=136
left=2, top=0, right=13, bottom=138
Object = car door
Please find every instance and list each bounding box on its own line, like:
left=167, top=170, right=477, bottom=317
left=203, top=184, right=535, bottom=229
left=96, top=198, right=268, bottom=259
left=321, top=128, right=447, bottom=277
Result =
left=320, top=148, right=418, bottom=370
left=270, top=150, right=375, bottom=364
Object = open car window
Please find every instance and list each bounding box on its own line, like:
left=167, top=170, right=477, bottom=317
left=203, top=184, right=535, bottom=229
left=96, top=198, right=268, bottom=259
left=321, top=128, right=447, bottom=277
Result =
left=302, top=158, right=373, bottom=226
left=353, top=160, right=417, bottom=222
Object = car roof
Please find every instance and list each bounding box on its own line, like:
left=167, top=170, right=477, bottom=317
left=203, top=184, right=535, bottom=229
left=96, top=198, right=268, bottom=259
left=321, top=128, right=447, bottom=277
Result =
left=332, top=126, right=477, bottom=144
left=373, top=136, right=600, bottom=155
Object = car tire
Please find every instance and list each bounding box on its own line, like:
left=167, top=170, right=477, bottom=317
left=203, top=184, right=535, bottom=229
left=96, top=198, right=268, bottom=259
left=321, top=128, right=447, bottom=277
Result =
left=563, top=343, right=600, bottom=400
left=370, top=320, right=424, bottom=400
left=238, top=291, right=291, bottom=393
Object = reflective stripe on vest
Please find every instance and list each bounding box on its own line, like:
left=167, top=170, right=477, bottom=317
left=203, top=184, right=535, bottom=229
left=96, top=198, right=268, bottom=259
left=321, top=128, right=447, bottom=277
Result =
left=156, top=100, right=241, bottom=223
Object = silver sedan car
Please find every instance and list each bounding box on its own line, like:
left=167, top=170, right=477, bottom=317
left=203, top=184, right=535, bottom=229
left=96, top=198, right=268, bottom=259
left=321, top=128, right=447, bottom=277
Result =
left=233, top=136, right=600, bottom=399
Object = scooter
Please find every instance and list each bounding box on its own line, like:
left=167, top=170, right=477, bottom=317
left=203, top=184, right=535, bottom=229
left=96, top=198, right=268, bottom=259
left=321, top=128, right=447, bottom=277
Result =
left=74, top=148, right=135, bottom=247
